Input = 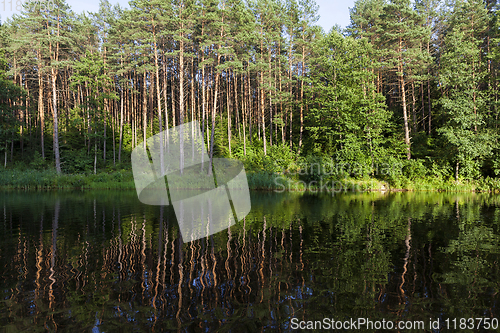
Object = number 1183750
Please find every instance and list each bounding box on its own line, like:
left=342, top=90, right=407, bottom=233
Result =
left=1, top=0, right=55, bottom=12
left=444, top=318, right=499, bottom=330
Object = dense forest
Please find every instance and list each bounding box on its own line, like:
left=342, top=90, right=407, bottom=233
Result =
left=1, top=0, right=500, bottom=188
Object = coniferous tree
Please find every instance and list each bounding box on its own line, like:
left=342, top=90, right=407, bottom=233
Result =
left=438, top=0, right=494, bottom=181
left=379, top=0, right=430, bottom=159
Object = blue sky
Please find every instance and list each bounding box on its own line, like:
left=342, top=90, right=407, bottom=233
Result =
left=1, top=0, right=356, bottom=31
left=315, top=0, right=355, bottom=32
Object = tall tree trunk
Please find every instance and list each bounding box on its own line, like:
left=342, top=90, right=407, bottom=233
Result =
left=427, top=77, right=431, bottom=135
left=473, top=62, right=477, bottom=133
left=38, top=60, right=45, bottom=159
left=260, top=25, right=267, bottom=156
left=48, top=13, right=62, bottom=174
left=86, top=81, right=91, bottom=153
left=227, top=71, right=231, bottom=156
left=201, top=48, right=206, bottom=168
left=400, top=67, right=411, bottom=160
left=132, top=73, right=137, bottom=148
left=179, top=28, right=185, bottom=173
left=278, top=39, right=284, bottom=144
left=111, top=99, right=115, bottom=166
left=142, top=70, right=147, bottom=150
left=103, top=99, right=107, bottom=164
left=297, top=41, right=305, bottom=155
left=288, top=40, right=293, bottom=149
left=242, top=73, right=246, bottom=156
left=191, top=57, right=195, bottom=123
left=268, top=50, right=273, bottom=147
left=191, top=56, right=195, bottom=160
left=163, top=54, right=169, bottom=132
left=411, top=81, right=416, bottom=134
left=260, top=71, right=266, bottom=155
left=118, top=86, right=124, bottom=162
left=171, top=67, right=176, bottom=126
left=162, top=53, right=170, bottom=158
left=209, top=61, right=219, bottom=175
left=234, top=73, right=240, bottom=140
left=152, top=24, right=163, bottom=173
left=51, top=70, right=61, bottom=174
left=421, top=81, right=425, bottom=133
left=247, top=73, right=252, bottom=141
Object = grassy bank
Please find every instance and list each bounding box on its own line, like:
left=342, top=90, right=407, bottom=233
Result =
left=2, top=168, right=500, bottom=193
left=247, top=170, right=500, bottom=193
left=0, top=169, right=136, bottom=190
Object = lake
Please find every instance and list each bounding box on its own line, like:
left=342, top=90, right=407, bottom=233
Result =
left=1, top=190, right=499, bottom=332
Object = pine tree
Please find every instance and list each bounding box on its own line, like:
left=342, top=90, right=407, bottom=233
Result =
left=438, top=0, right=494, bottom=181
left=13, top=4, right=51, bottom=159
left=415, top=0, right=439, bottom=135
left=295, top=0, right=318, bottom=156
left=306, top=30, right=390, bottom=168
left=107, top=4, right=131, bottom=161
left=0, top=48, right=25, bottom=167
left=379, top=0, right=430, bottom=159
left=40, top=0, right=75, bottom=173
left=283, top=0, right=300, bottom=149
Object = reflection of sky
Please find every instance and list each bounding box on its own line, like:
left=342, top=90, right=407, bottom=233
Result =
left=0, top=0, right=356, bottom=32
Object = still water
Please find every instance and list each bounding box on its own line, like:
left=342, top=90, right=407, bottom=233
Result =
left=0, top=190, right=499, bottom=332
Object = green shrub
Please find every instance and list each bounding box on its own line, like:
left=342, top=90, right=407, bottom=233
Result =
left=403, top=159, right=428, bottom=180
left=62, top=149, right=93, bottom=173
left=29, top=151, right=47, bottom=170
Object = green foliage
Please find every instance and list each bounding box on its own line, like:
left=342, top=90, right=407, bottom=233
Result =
left=334, top=133, right=372, bottom=169
left=266, top=144, right=297, bottom=173
left=29, top=151, right=47, bottom=170
left=426, top=157, right=452, bottom=180
left=1, top=0, right=500, bottom=192
left=246, top=171, right=282, bottom=190
left=0, top=49, right=25, bottom=154
left=305, top=29, right=393, bottom=171
left=61, top=149, right=94, bottom=173
left=0, top=169, right=135, bottom=189
left=234, top=140, right=297, bottom=174
left=402, top=159, right=427, bottom=180
left=438, top=26, right=495, bottom=180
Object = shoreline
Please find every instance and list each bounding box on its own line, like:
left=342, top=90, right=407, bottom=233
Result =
left=0, top=168, right=498, bottom=193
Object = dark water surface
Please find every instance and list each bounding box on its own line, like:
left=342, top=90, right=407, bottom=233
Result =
left=1, top=190, right=500, bottom=332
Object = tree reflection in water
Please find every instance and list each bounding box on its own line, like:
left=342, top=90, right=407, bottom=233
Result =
left=0, top=191, right=499, bottom=331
